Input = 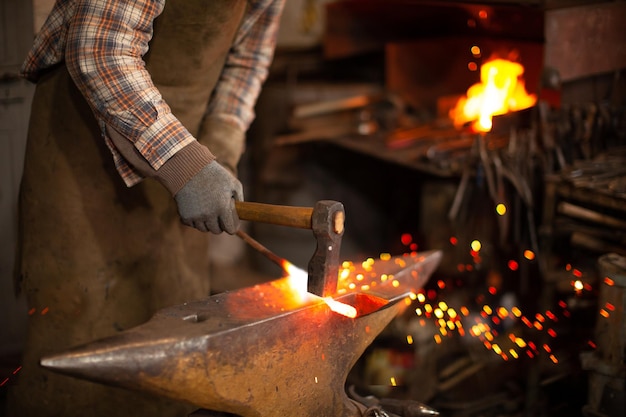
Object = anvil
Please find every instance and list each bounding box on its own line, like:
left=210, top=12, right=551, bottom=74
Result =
left=40, top=250, right=442, bottom=417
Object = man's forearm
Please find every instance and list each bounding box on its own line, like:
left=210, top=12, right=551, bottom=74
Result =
left=65, top=0, right=196, bottom=178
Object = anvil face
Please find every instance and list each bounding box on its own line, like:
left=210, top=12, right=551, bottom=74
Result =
left=41, top=250, right=442, bottom=417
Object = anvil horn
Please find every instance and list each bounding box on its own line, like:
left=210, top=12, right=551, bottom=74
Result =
left=41, top=250, right=442, bottom=417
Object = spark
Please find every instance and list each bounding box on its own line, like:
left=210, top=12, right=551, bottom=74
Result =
left=573, top=280, right=584, bottom=291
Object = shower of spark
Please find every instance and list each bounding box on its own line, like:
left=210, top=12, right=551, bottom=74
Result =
left=345, top=233, right=600, bottom=365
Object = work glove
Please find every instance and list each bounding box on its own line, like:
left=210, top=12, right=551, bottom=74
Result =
left=174, top=161, right=243, bottom=234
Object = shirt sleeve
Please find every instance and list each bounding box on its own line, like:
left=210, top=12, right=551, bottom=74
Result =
left=65, top=0, right=197, bottom=181
left=205, top=0, right=286, bottom=132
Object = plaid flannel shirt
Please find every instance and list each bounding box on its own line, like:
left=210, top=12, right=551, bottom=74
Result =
left=22, top=0, right=284, bottom=186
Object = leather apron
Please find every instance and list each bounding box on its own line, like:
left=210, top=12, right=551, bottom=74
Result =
left=9, top=1, right=248, bottom=416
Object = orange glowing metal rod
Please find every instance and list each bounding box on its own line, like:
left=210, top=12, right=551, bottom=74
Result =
left=282, top=259, right=357, bottom=318
left=323, top=297, right=357, bottom=318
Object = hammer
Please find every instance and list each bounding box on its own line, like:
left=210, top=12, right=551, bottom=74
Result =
left=235, top=200, right=345, bottom=297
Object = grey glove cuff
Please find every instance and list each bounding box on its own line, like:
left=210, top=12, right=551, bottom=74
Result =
left=174, top=162, right=244, bottom=234
left=197, top=116, right=245, bottom=176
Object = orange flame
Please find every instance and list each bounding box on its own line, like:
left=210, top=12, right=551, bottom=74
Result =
left=281, top=259, right=357, bottom=318
left=450, top=58, right=537, bottom=132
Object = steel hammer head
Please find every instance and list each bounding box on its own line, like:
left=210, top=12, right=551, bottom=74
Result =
left=307, top=200, right=345, bottom=297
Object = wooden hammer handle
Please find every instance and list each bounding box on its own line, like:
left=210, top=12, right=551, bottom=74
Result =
left=235, top=201, right=314, bottom=229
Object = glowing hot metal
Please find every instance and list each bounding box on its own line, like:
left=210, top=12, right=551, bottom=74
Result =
left=282, top=260, right=357, bottom=318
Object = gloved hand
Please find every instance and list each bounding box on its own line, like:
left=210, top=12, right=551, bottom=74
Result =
left=174, top=161, right=244, bottom=234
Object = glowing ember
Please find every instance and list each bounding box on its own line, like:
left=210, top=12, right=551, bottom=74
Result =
left=450, top=58, right=537, bottom=132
